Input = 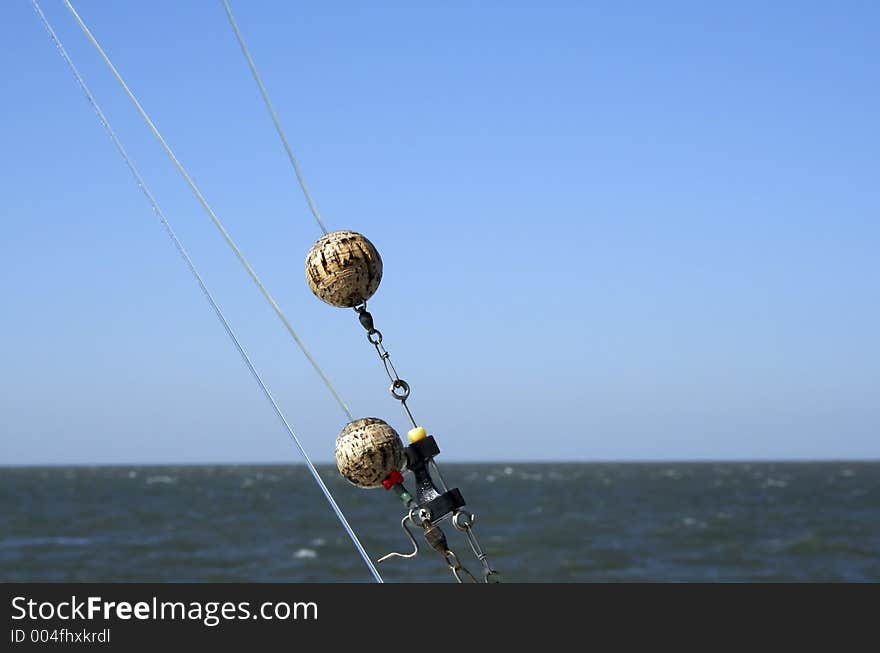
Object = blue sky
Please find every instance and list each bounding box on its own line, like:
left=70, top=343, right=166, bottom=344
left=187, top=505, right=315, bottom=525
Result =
left=1, top=1, right=877, bottom=464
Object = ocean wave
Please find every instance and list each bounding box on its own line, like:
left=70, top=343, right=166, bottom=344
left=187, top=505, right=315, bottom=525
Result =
left=146, top=475, right=176, bottom=485
left=783, top=534, right=875, bottom=558
left=0, top=536, right=94, bottom=548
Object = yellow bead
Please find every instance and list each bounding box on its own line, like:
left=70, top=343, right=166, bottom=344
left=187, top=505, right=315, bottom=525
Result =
left=407, top=426, right=427, bottom=443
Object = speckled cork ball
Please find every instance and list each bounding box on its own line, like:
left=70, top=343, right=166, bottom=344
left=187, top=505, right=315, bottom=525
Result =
left=335, top=417, right=405, bottom=489
left=305, top=230, right=383, bottom=308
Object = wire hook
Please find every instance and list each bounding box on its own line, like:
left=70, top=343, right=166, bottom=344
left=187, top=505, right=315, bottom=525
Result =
left=377, top=514, right=420, bottom=564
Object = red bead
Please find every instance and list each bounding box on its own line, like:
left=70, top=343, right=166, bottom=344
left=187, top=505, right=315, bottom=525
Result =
left=382, top=470, right=404, bottom=490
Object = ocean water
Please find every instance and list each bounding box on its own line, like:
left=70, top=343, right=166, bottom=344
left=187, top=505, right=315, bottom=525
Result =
left=1, top=463, right=878, bottom=582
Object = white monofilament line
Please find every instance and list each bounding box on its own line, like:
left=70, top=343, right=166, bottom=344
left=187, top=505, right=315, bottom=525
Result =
left=61, top=0, right=353, bottom=422
left=32, top=0, right=382, bottom=584
left=221, top=0, right=329, bottom=236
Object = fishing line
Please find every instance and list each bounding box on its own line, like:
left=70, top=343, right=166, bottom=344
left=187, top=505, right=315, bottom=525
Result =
left=62, top=0, right=353, bottom=422
left=32, top=0, right=382, bottom=584
left=221, top=0, right=329, bottom=236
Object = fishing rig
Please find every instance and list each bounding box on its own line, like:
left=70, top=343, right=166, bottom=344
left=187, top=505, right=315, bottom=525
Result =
left=33, top=0, right=500, bottom=583
left=306, top=231, right=499, bottom=582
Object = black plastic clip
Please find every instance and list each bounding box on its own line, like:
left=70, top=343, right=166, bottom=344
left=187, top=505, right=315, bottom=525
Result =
left=405, top=436, right=466, bottom=522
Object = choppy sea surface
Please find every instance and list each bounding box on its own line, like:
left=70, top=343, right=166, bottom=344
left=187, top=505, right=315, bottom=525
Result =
left=1, top=463, right=878, bottom=582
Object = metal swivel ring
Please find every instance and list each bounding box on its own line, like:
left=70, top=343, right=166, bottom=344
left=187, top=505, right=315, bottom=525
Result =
left=390, top=379, right=410, bottom=401
left=452, top=510, right=475, bottom=532
left=367, top=329, right=383, bottom=345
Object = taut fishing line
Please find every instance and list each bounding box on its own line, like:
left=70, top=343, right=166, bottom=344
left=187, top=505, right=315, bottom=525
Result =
left=62, top=0, right=354, bottom=422
left=32, top=0, right=382, bottom=583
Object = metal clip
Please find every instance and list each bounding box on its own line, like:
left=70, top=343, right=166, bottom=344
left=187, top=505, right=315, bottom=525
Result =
left=452, top=509, right=501, bottom=583
left=443, top=549, right=478, bottom=583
